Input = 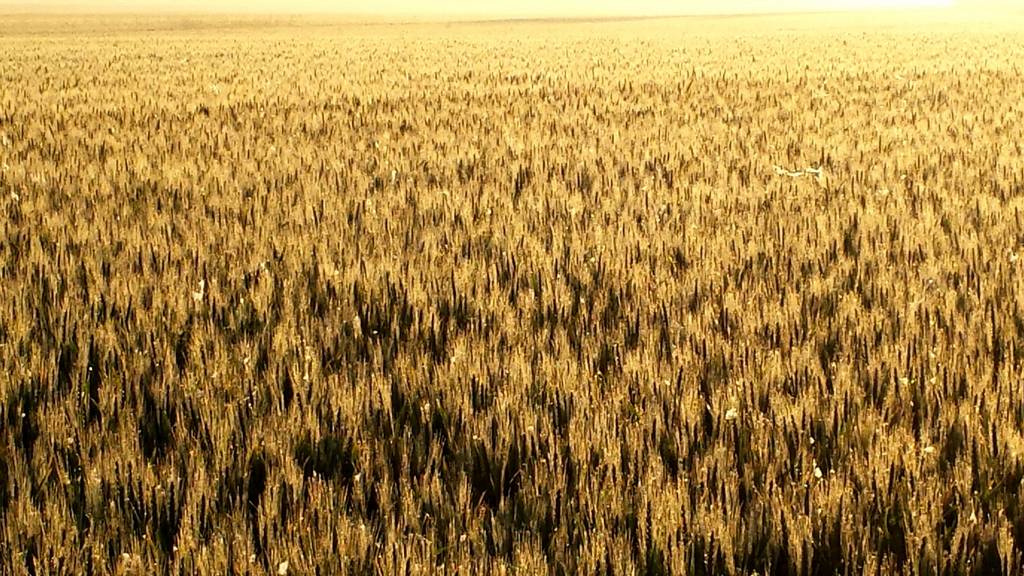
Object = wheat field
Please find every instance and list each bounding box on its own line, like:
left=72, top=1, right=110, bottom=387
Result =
left=1, top=11, right=1024, bottom=575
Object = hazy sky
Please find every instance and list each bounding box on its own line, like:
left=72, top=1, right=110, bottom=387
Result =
left=1, top=0, right=1017, bottom=16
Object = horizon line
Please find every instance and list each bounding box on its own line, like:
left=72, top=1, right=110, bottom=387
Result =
left=0, top=2, right=963, bottom=20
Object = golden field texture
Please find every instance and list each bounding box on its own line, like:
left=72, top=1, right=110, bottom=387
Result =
left=2, top=12, right=1024, bottom=574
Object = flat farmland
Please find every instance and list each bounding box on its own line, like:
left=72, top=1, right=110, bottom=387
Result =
left=1, top=11, right=1024, bottom=574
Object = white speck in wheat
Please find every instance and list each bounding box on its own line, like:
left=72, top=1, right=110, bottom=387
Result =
left=191, top=279, right=206, bottom=303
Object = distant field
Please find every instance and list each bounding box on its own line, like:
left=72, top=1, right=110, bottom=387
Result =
left=1, top=12, right=1024, bottom=574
